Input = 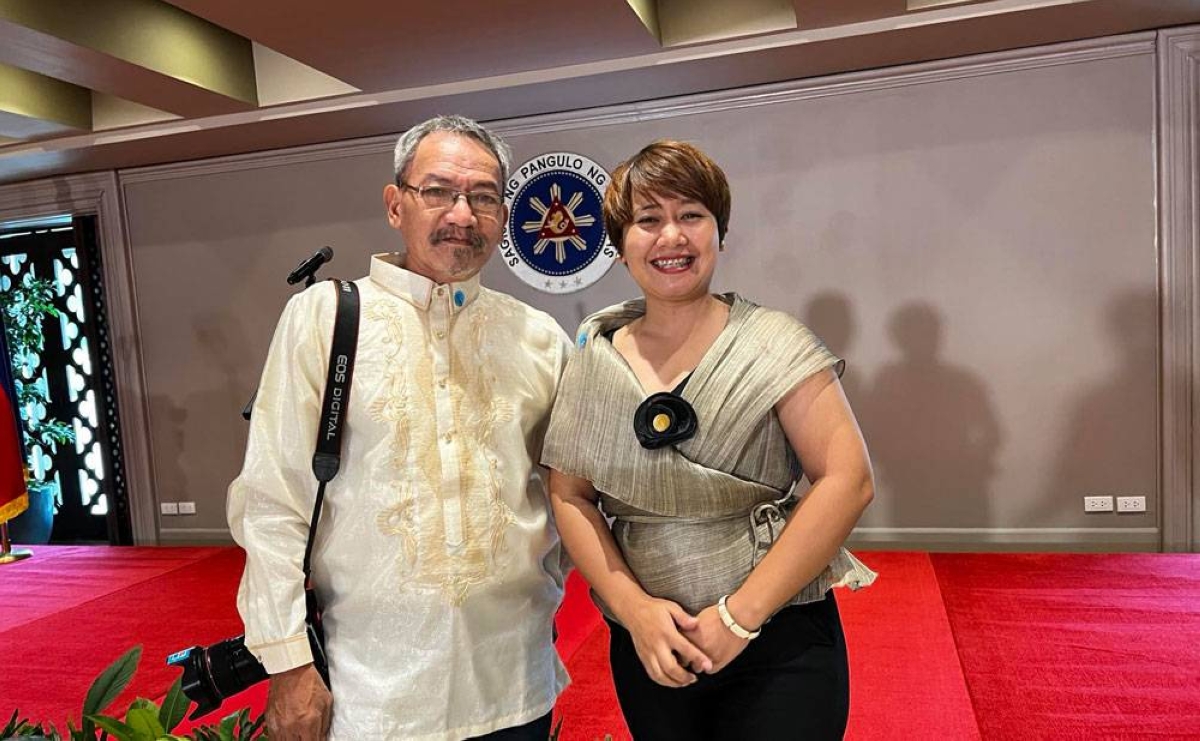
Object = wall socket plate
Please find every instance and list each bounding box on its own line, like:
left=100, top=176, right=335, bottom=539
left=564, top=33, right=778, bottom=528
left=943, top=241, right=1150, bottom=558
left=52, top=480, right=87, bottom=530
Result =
left=177, top=501, right=197, bottom=515
left=1116, top=496, right=1146, bottom=513
left=160, top=502, right=178, bottom=515
left=1084, top=495, right=1114, bottom=512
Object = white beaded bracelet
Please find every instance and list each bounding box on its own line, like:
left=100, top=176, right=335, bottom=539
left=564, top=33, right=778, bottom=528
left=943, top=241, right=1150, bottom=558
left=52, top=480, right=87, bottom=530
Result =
left=717, top=594, right=761, bottom=640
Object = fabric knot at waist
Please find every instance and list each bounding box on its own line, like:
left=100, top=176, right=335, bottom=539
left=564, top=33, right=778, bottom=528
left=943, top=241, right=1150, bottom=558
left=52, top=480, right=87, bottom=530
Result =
left=612, top=495, right=794, bottom=559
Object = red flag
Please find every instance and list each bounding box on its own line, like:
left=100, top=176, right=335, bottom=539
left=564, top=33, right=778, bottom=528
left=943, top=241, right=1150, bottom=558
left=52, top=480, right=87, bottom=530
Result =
left=0, top=310, right=26, bottom=524
left=0, top=381, right=27, bottom=524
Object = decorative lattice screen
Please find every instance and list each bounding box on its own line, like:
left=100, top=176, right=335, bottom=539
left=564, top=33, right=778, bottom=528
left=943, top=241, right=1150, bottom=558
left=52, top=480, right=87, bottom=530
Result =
left=0, top=215, right=130, bottom=543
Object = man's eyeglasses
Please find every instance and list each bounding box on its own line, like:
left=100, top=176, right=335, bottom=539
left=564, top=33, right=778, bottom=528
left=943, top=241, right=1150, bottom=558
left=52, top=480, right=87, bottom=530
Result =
left=399, top=182, right=504, bottom=218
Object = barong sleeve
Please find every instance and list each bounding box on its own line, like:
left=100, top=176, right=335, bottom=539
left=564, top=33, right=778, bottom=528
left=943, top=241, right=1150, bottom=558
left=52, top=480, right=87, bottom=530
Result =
left=226, top=286, right=333, bottom=674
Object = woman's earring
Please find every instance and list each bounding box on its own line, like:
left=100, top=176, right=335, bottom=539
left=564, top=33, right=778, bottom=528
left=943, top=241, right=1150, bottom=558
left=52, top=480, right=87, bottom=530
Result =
left=718, top=242, right=726, bottom=252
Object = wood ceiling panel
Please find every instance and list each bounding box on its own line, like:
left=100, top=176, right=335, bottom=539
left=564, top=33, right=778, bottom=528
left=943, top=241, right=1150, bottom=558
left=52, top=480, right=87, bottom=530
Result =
left=0, top=0, right=257, bottom=117
left=2, top=0, right=1200, bottom=184
left=161, top=0, right=662, bottom=91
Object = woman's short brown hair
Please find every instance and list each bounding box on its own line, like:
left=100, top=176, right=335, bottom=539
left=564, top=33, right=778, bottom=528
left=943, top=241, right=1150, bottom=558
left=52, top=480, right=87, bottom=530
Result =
left=602, top=140, right=731, bottom=255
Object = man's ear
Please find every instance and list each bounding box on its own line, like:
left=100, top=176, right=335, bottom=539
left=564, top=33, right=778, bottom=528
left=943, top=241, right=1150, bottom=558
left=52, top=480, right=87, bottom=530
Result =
left=383, top=183, right=403, bottom=230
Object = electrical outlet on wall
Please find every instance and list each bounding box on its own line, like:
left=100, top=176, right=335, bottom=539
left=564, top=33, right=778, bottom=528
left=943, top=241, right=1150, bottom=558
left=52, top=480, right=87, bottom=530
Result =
left=160, top=502, right=178, bottom=515
left=177, top=501, right=197, bottom=515
left=1116, top=496, right=1146, bottom=513
left=1083, top=495, right=1114, bottom=512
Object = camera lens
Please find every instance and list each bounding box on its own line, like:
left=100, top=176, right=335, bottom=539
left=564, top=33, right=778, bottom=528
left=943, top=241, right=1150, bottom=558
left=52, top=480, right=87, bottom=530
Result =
left=208, top=636, right=269, bottom=698
left=168, top=635, right=268, bottom=720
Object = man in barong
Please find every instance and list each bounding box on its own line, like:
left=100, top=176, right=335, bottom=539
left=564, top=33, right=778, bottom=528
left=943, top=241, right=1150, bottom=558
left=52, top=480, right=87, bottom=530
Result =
left=229, top=115, right=571, bottom=741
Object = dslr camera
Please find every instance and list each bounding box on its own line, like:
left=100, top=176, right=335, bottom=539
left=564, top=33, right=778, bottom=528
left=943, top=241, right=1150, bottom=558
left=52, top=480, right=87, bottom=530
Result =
left=167, top=617, right=328, bottom=719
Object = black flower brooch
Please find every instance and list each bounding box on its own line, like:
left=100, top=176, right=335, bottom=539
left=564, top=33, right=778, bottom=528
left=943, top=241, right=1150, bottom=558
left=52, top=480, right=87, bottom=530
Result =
left=633, top=392, right=698, bottom=449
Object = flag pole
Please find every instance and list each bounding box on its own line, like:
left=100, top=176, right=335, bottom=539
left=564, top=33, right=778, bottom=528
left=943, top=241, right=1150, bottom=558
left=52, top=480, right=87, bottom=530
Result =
left=0, top=520, right=32, bottom=564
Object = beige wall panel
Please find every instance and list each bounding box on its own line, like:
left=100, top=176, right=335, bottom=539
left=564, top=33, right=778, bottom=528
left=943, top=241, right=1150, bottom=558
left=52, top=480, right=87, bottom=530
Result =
left=123, top=156, right=393, bottom=535
left=500, top=52, right=1159, bottom=535
left=123, top=50, right=1157, bottom=544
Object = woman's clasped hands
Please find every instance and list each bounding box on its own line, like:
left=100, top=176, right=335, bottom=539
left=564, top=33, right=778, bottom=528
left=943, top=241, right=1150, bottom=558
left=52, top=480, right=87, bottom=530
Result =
left=618, top=594, right=753, bottom=687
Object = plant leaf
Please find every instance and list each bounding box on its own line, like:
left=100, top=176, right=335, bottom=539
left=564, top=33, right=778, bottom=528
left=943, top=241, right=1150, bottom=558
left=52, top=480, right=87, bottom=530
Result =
left=157, top=677, right=189, bottom=732
left=125, top=706, right=164, bottom=741
left=129, top=698, right=158, bottom=714
left=1, top=708, right=16, bottom=735
left=89, top=714, right=136, bottom=740
left=240, top=710, right=265, bottom=741
left=228, top=709, right=246, bottom=741
left=218, top=711, right=238, bottom=741
left=83, top=645, right=142, bottom=739
left=84, top=645, right=142, bottom=716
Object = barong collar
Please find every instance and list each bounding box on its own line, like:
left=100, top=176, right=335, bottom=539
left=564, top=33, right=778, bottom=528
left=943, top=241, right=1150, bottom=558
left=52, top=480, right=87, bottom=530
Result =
left=368, top=251, right=481, bottom=314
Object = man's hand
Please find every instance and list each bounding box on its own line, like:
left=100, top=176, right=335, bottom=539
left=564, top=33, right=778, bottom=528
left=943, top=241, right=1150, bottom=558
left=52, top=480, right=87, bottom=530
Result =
left=683, top=605, right=751, bottom=674
left=618, top=596, right=713, bottom=687
left=266, top=664, right=332, bottom=741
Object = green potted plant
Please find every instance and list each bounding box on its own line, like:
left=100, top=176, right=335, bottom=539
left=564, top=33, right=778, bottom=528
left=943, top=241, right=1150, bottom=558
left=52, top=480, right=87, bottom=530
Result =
left=0, top=645, right=266, bottom=740
left=0, top=274, right=76, bottom=544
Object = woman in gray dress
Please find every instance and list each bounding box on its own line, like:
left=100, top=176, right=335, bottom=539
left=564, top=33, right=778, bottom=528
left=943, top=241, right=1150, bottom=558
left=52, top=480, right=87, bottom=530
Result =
left=542, top=140, right=876, bottom=740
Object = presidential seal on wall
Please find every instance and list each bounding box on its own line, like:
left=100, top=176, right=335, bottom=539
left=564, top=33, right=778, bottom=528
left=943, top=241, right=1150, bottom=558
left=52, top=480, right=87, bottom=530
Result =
left=501, top=152, right=616, bottom=294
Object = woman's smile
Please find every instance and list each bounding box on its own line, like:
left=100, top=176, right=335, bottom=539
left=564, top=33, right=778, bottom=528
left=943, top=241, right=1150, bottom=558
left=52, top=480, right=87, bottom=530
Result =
left=649, top=254, right=695, bottom=273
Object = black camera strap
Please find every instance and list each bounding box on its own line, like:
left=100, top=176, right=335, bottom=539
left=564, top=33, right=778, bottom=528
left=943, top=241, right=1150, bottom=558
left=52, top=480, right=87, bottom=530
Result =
left=301, top=279, right=359, bottom=686
left=305, top=279, right=359, bottom=561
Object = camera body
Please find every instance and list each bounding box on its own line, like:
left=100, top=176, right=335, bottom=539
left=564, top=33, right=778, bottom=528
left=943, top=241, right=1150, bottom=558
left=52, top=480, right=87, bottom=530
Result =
left=168, top=620, right=328, bottom=720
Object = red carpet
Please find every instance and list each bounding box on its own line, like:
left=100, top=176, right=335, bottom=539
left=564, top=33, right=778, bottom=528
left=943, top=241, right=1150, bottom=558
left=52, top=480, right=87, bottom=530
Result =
left=0, top=546, right=221, bottom=632
left=839, top=552, right=980, bottom=740
left=5, top=546, right=1200, bottom=740
left=552, top=553, right=980, bottom=741
left=931, top=553, right=1200, bottom=741
left=0, top=547, right=245, bottom=727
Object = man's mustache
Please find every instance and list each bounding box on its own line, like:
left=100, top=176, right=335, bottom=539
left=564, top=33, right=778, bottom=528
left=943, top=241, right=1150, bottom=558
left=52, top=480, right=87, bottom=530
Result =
left=432, top=228, right=485, bottom=250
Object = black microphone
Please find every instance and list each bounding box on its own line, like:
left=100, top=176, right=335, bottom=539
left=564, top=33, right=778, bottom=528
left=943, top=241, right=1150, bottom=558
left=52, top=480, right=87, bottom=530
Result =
left=286, top=246, right=334, bottom=286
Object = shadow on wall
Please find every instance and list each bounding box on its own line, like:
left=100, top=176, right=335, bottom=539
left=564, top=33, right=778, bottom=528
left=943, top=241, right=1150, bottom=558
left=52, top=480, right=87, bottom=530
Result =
left=147, top=312, right=260, bottom=522
left=803, top=291, right=864, bottom=406
left=194, top=311, right=259, bottom=409
left=856, top=301, right=1004, bottom=528
left=148, top=394, right=188, bottom=511
left=189, top=312, right=260, bottom=502
left=1037, top=289, right=1158, bottom=525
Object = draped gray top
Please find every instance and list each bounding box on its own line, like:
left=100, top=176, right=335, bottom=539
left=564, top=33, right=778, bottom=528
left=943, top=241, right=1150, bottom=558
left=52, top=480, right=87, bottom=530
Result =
left=542, top=294, right=876, bottom=622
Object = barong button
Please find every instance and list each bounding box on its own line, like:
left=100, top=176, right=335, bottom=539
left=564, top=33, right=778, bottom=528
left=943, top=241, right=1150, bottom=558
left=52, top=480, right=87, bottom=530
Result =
left=443, top=432, right=454, bottom=443
left=652, top=413, right=671, bottom=432
left=438, top=379, right=447, bottom=389
left=435, top=330, right=445, bottom=339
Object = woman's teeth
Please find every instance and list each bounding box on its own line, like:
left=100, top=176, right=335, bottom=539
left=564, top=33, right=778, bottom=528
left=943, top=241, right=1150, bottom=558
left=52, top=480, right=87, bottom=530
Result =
left=651, top=256, right=692, bottom=270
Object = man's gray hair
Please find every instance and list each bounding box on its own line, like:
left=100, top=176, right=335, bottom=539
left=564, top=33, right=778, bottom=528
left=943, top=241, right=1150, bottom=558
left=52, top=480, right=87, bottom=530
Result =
left=392, top=115, right=512, bottom=187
